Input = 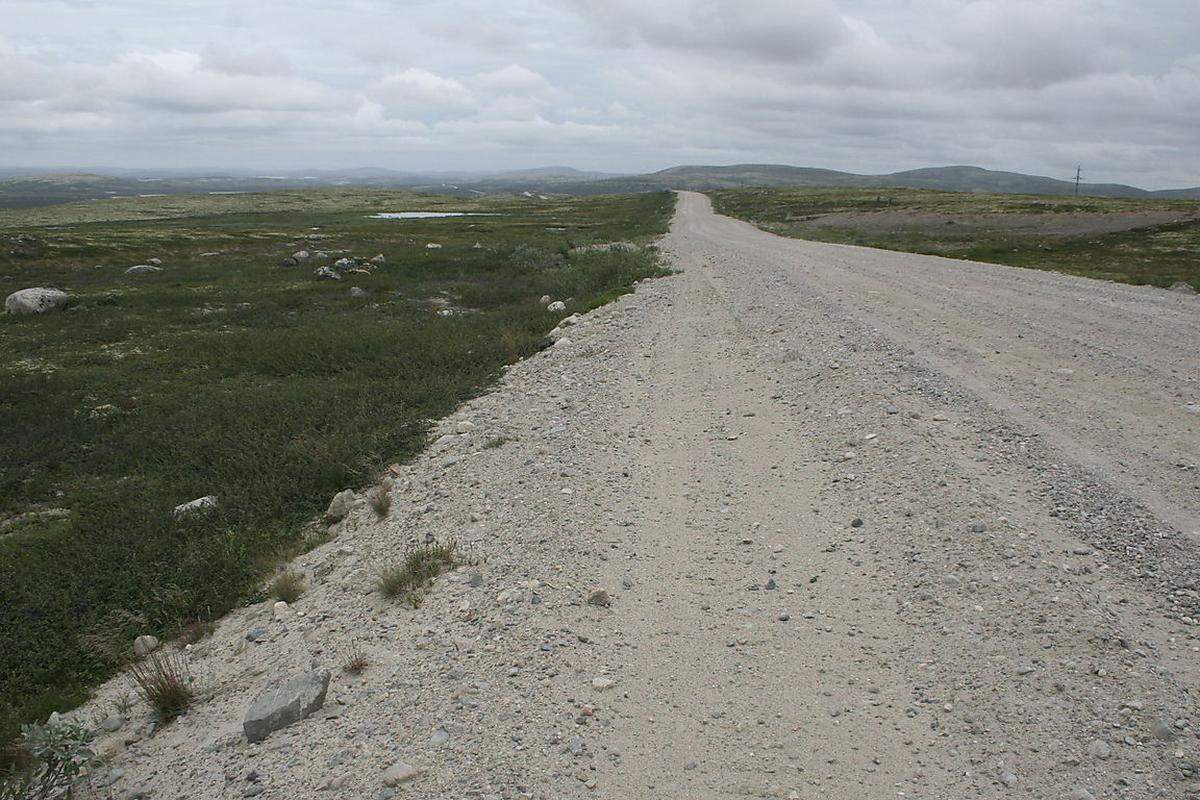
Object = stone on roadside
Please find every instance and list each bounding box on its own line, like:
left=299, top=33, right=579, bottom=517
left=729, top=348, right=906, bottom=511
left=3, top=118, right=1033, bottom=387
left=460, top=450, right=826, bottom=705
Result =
left=585, top=588, right=611, bottom=607
left=591, top=677, right=616, bottom=691
left=133, top=635, right=160, bottom=658
left=243, top=669, right=330, bottom=743
left=382, top=762, right=421, bottom=787
left=325, top=490, right=357, bottom=522
left=1148, top=718, right=1179, bottom=741
left=1086, top=739, right=1111, bottom=759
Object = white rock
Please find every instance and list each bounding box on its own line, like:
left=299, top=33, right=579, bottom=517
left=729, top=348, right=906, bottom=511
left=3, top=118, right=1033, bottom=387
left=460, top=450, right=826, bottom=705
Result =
left=547, top=300, right=567, bottom=312
left=125, top=265, right=162, bottom=275
left=539, top=295, right=552, bottom=305
left=425, top=243, right=442, bottom=249
left=5, top=288, right=68, bottom=315
left=173, top=495, right=217, bottom=518
left=370, top=254, right=386, bottom=265
left=591, top=677, right=617, bottom=691
left=314, top=266, right=341, bottom=280
left=293, top=250, right=311, bottom=261
left=272, top=601, right=293, bottom=621
left=456, top=420, right=476, bottom=434
left=133, top=635, right=160, bottom=658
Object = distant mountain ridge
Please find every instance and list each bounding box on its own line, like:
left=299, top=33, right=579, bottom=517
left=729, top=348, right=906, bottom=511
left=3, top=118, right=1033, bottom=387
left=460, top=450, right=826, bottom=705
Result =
left=583, top=164, right=1200, bottom=199
left=2, top=164, right=1198, bottom=209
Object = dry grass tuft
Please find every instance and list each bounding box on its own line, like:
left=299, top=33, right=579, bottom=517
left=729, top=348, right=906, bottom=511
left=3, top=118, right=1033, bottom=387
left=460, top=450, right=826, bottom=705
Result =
left=130, top=651, right=193, bottom=722
left=177, top=620, right=216, bottom=646
left=377, top=540, right=461, bottom=606
left=268, top=569, right=305, bottom=603
left=341, top=642, right=369, bottom=675
left=368, top=481, right=393, bottom=518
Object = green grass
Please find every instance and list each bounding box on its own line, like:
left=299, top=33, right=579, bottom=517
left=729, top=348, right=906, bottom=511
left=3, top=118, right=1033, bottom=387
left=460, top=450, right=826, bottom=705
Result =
left=710, top=186, right=1200, bottom=289
left=0, top=187, right=675, bottom=740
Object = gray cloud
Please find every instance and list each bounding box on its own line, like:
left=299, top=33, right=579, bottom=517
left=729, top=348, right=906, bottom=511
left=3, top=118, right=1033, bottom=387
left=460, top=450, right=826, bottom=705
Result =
left=0, top=0, right=1196, bottom=187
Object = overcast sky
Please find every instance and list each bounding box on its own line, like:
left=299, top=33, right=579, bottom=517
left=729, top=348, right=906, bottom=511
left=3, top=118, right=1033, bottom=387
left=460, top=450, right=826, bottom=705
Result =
left=2, top=0, right=1198, bottom=187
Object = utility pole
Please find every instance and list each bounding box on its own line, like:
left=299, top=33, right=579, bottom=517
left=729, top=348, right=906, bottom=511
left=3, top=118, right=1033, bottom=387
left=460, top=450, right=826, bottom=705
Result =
left=1074, top=165, right=1082, bottom=196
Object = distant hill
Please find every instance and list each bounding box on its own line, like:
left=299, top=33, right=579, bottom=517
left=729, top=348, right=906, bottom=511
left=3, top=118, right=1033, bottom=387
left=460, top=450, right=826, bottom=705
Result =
left=2, top=163, right=1197, bottom=209
left=580, top=164, right=1200, bottom=200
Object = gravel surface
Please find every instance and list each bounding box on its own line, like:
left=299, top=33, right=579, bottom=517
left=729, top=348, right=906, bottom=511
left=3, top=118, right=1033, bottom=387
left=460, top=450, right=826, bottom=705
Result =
left=72, top=191, right=1198, bottom=799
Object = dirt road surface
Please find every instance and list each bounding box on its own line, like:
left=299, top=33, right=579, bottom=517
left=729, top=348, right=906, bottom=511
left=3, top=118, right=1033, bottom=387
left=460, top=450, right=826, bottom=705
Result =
left=79, top=191, right=1198, bottom=800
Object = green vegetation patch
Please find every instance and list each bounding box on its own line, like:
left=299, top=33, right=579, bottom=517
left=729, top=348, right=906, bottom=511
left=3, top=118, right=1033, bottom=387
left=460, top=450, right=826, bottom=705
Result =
left=710, top=186, right=1200, bottom=290
left=0, top=188, right=675, bottom=740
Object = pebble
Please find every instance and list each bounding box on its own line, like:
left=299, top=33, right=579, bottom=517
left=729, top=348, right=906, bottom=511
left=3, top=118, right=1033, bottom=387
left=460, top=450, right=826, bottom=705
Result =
left=382, top=762, right=420, bottom=787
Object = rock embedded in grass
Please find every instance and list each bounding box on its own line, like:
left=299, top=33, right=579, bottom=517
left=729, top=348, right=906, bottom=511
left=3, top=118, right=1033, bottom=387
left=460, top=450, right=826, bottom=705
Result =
left=172, top=495, right=217, bottom=518
left=243, top=669, right=330, bottom=743
left=547, top=300, right=567, bottom=312
left=5, top=287, right=68, bottom=315
left=125, top=265, right=163, bottom=275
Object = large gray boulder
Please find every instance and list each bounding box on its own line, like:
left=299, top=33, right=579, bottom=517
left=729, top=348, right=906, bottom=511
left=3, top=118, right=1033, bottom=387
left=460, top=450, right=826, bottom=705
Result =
left=325, top=489, right=357, bottom=521
left=5, top=288, right=68, bottom=315
left=243, top=669, right=330, bottom=743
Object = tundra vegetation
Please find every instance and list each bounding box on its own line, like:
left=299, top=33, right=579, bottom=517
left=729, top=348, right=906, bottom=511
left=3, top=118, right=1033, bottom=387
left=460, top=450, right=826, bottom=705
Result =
left=0, top=188, right=674, bottom=742
left=710, top=186, right=1200, bottom=290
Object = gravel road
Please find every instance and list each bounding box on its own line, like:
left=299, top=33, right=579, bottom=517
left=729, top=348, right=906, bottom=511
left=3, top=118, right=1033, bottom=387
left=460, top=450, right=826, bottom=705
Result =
left=76, top=191, right=1198, bottom=800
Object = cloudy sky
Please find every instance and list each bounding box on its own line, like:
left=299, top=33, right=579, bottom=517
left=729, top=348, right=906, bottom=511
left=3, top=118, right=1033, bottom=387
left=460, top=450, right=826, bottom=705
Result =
left=2, top=0, right=1198, bottom=187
